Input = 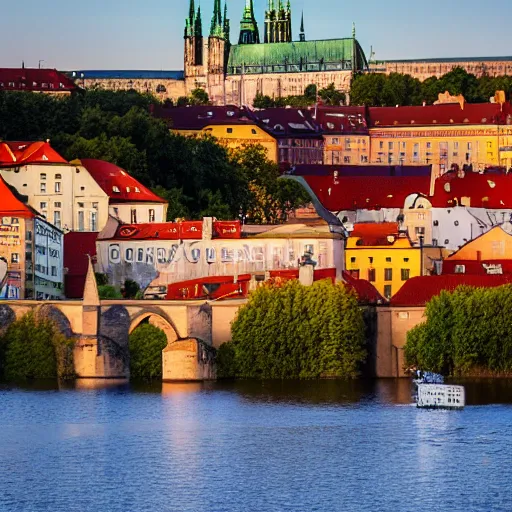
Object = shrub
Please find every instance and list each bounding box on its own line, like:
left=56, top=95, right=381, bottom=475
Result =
left=220, top=280, right=366, bottom=379
left=129, top=323, right=168, bottom=379
left=98, top=285, right=123, bottom=299
left=0, top=311, right=75, bottom=381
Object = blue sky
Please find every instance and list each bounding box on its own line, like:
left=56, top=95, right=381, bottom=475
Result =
left=2, top=0, right=511, bottom=70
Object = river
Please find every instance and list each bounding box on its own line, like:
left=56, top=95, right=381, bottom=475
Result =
left=1, top=379, right=512, bottom=512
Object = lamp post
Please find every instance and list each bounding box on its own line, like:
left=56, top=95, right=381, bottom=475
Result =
left=419, top=234, right=424, bottom=277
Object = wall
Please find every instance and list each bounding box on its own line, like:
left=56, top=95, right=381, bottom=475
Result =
left=0, top=164, right=110, bottom=232
left=376, top=306, right=426, bottom=377
left=324, top=135, right=371, bottom=165
left=211, top=300, right=246, bottom=348
left=96, top=237, right=341, bottom=290
left=80, top=78, right=186, bottom=102
left=225, top=70, right=352, bottom=107
left=109, top=202, right=168, bottom=224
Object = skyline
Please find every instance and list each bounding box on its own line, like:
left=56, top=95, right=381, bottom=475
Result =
left=2, top=0, right=512, bottom=71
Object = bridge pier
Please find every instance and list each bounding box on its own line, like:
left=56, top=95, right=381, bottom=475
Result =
left=162, top=339, right=216, bottom=381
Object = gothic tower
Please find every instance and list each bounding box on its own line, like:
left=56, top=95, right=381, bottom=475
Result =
left=299, top=11, right=305, bottom=42
left=238, top=0, right=260, bottom=44
left=265, top=0, right=292, bottom=43
left=207, top=0, right=228, bottom=103
left=184, top=0, right=205, bottom=86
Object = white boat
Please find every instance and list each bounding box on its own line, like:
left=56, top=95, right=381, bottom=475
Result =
left=416, top=383, right=465, bottom=410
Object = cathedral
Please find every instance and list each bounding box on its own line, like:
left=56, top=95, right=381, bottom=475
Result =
left=184, top=0, right=368, bottom=105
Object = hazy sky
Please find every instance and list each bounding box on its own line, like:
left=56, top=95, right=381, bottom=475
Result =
left=2, top=0, right=511, bottom=70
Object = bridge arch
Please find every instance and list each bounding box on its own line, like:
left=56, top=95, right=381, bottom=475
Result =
left=129, top=311, right=179, bottom=346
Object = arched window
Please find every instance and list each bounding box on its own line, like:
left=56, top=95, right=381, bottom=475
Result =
left=156, top=84, right=167, bottom=93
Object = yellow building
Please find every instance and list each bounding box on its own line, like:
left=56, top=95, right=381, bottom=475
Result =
left=154, top=105, right=278, bottom=162
left=345, top=223, right=421, bottom=300
left=368, top=103, right=512, bottom=177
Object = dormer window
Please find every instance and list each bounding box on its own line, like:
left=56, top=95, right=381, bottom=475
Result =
left=126, top=187, right=130, bottom=193
left=227, top=111, right=235, bottom=117
left=113, top=186, right=121, bottom=193
left=135, top=187, right=140, bottom=193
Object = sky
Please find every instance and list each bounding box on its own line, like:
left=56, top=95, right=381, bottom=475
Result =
left=2, top=0, right=512, bottom=70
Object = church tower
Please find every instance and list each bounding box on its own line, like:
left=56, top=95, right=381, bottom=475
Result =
left=265, top=0, right=292, bottom=43
left=238, top=0, right=260, bottom=44
left=207, top=0, right=228, bottom=103
left=299, top=11, right=305, bottom=42
left=184, top=0, right=205, bottom=86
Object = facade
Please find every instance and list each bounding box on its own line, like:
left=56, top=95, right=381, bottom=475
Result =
left=0, top=143, right=110, bottom=233
left=96, top=217, right=345, bottom=291
left=0, top=177, right=64, bottom=300
left=0, top=68, right=78, bottom=95
left=369, top=103, right=512, bottom=175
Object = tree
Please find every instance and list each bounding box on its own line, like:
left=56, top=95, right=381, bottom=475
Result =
left=253, top=93, right=276, bottom=109
left=129, top=323, right=168, bottom=379
left=350, top=73, right=387, bottom=106
left=318, top=83, right=346, bottom=106
left=190, top=88, right=210, bottom=105
left=437, top=67, right=481, bottom=103
left=220, top=280, right=367, bottom=379
left=304, top=84, right=318, bottom=102
left=98, top=285, right=123, bottom=299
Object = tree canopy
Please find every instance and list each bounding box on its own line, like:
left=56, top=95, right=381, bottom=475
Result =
left=404, top=285, right=512, bottom=376
left=350, top=67, right=512, bottom=106
left=217, top=280, right=367, bottom=379
left=0, top=89, right=309, bottom=222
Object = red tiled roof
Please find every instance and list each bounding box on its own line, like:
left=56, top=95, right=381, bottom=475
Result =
left=342, top=271, right=385, bottom=304
left=79, top=159, right=167, bottom=204
left=315, top=106, right=369, bottom=134
left=106, top=220, right=241, bottom=241
left=430, top=171, right=512, bottom=208
left=369, top=102, right=510, bottom=128
left=390, top=274, right=512, bottom=306
left=0, top=68, right=77, bottom=93
left=0, top=176, right=35, bottom=218
left=153, top=105, right=255, bottom=130
left=0, top=141, right=68, bottom=167
left=442, top=259, right=512, bottom=275
left=303, top=175, right=431, bottom=210
left=291, top=164, right=432, bottom=177
left=63, top=232, right=98, bottom=299
left=350, top=222, right=403, bottom=246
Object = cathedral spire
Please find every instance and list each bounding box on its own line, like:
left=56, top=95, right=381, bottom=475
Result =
left=299, top=11, right=305, bottom=42
left=223, top=2, right=230, bottom=41
left=195, top=6, right=203, bottom=37
left=238, top=0, right=260, bottom=44
left=185, top=0, right=196, bottom=37
left=210, top=0, right=224, bottom=37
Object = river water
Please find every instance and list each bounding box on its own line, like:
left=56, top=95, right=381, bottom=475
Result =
left=1, top=379, right=512, bottom=512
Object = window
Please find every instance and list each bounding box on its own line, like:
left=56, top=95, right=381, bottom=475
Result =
left=126, top=187, right=130, bottom=193
left=251, top=129, right=257, bottom=134
left=384, top=285, right=392, bottom=300
left=40, top=183, right=46, bottom=193
left=53, top=211, right=61, bottom=229
left=54, top=202, right=62, bottom=208
left=379, top=141, right=384, bottom=149
left=369, top=257, right=373, bottom=264
left=388, top=141, right=394, bottom=150
left=350, top=257, right=356, bottom=263
left=40, top=173, right=47, bottom=180
left=415, top=227, right=426, bottom=236
left=11, top=253, right=19, bottom=264
left=384, top=268, right=393, bottom=281
left=55, top=174, right=62, bottom=179
left=90, top=211, right=97, bottom=231
left=55, top=182, right=61, bottom=193
left=343, top=156, right=351, bottom=163
left=368, top=268, right=376, bottom=282
left=92, top=202, right=98, bottom=209
left=78, top=211, right=84, bottom=232
left=455, top=265, right=466, bottom=274
left=361, top=155, right=368, bottom=163
left=40, top=202, right=47, bottom=210
left=433, top=220, right=439, bottom=226
left=113, top=186, right=121, bottom=193
left=386, top=257, right=392, bottom=263
left=401, top=269, right=410, bottom=281
left=149, top=209, right=155, bottom=222
left=11, top=218, right=19, bottom=225
left=51, top=266, right=57, bottom=277
left=417, top=213, right=426, bottom=220
left=131, top=209, right=137, bottom=224
left=332, top=137, right=339, bottom=145
left=349, top=269, right=360, bottom=279
left=404, top=258, right=409, bottom=263
left=78, top=202, right=84, bottom=208
left=26, top=231, right=32, bottom=241
left=227, top=128, right=233, bottom=134
left=426, top=142, right=432, bottom=149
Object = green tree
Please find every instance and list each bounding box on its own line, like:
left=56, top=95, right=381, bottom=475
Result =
left=129, top=323, right=168, bottom=379
left=318, top=83, right=346, bottom=106
left=220, top=280, right=366, bottom=379
left=350, top=73, right=387, bottom=106
left=437, top=67, right=482, bottom=102
left=304, top=84, right=318, bottom=102
left=98, top=285, right=123, bottom=299
left=190, top=88, right=210, bottom=105
left=0, top=311, right=75, bottom=381
left=253, top=93, right=276, bottom=108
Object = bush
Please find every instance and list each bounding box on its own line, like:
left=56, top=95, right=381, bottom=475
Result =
left=124, top=279, right=140, bottom=299
left=0, top=311, right=75, bottom=381
left=220, top=280, right=366, bottom=379
left=404, top=285, right=512, bottom=376
left=129, top=323, right=168, bottom=379
left=98, top=285, right=123, bottom=299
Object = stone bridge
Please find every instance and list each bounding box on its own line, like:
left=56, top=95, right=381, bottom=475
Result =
left=0, top=263, right=225, bottom=381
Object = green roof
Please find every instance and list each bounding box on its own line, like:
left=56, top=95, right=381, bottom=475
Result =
left=227, top=39, right=368, bottom=75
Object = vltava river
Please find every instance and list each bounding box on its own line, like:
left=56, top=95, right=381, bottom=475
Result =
left=1, top=379, right=512, bottom=512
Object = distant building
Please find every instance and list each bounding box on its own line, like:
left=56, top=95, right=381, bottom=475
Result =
left=0, top=176, right=64, bottom=300
left=0, top=68, right=78, bottom=95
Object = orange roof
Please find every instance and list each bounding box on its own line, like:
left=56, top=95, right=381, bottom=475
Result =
left=79, top=159, right=167, bottom=204
left=0, top=141, right=68, bottom=167
left=0, top=176, right=35, bottom=218
left=349, top=223, right=404, bottom=246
